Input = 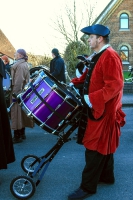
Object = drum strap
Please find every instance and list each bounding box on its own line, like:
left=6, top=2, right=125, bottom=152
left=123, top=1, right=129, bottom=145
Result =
left=30, top=82, right=65, bottom=120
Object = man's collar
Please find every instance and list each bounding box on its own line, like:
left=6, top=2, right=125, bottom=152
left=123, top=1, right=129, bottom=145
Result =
left=98, top=44, right=110, bottom=53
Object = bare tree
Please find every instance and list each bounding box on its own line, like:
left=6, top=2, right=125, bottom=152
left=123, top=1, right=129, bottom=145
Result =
left=28, top=53, right=51, bottom=68
left=51, top=0, right=97, bottom=75
left=52, top=0, right=96, bottom=45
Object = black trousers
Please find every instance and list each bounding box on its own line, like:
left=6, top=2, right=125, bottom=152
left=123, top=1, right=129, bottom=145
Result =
left=81, top=149, right=114, bottom=194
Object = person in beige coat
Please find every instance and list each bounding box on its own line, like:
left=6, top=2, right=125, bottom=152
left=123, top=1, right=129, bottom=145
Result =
left=10, top=49, right=34, bottom=143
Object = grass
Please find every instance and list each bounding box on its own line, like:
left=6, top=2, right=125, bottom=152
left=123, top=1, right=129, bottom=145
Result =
left=123, top=71, right=133, bottom=82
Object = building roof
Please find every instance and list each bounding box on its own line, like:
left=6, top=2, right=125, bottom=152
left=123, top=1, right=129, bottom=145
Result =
left=93, top=0, right=124, bottom=25
left=80, top=0, right=124, bottom=41
left=0, top=29, right=16, bottom=59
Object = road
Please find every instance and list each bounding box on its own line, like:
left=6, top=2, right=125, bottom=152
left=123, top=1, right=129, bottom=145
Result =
left=0, top=107, right=133, bottom=200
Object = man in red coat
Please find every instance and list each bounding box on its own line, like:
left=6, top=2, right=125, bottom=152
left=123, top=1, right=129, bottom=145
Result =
left=68, top=24, right=126, bottom=199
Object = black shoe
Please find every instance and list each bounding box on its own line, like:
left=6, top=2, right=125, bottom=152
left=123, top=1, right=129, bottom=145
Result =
left=68, top=187, right=93, bottom=200
left=19, top=128, right=26, bottom=139
left=12, top=130, right=23, bottom=144
left=21, top=134, right=26, bottom=139
left=12, top=137, right=23, bottom=144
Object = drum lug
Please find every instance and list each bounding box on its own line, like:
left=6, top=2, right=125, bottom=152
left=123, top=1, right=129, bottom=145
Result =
left=40, top=122, right=45, bottom=128
left=27, top=111, right=32, bottom=117
left=56, top=104, right=61, bottom=109
left=30, top=115, right=33, bottom=119
left=58, top=120, right=64, bottom=126
left=26, top=92, right=32, bottom=98
left=52, top=84, right=57, bottom=89
left=52, top=130, right=56, bottom=134
left=24, top=84, right=29, bottom=91
left=34, top=83, right=40, bottom=88
left=41, top=73, right=47, bottom=79
left=16, top=93, right=22, bottom=99
left=47, top=113, right=53, bottom=119
left=19, top=102, right=23, bottom=106
left=65, top=112, right=71, bottom=118
left=64, top=95, right=71, bottom=101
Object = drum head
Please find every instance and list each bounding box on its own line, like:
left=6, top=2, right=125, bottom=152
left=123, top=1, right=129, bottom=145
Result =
left=3, top=71, right=11, bottom=90
left=30, top=66, right=49, bottom=79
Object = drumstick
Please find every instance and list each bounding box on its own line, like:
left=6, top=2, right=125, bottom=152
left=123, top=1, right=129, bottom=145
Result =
left=67, top=73, right=82, bottom=96
left=66, top=73, right=71, bottom=81
left=7, top=102, right=16, bottom=113
left=71, top=85, right=81, bottom=97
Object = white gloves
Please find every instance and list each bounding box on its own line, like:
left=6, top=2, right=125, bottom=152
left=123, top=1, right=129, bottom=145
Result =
left=84, top=95, right=92, bottom=108
left=69, top=82, right=74, bottom=87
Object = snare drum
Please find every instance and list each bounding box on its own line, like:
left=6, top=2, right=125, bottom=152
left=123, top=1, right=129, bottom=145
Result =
left=19, top=70, right=81, bottom=134
left=3, top=71, right=11, bottom=99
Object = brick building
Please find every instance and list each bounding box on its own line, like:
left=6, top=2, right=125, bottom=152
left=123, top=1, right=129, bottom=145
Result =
left=0, top=29, right=16, bottom=63
left=82, top=0, right=133, bottom=71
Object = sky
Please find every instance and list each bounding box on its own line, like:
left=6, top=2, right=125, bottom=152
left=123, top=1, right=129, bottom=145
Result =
left=0, top=0, right=111, bottom=56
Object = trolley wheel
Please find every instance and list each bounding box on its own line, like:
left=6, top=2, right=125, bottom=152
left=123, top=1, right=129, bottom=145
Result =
left=21, top=155, right=40, bottom=174
left=10, top=175, right=36, bottom=199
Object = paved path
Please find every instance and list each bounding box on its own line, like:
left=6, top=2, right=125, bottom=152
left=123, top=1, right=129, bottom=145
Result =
left=0, top=107, right=133, bottom=200
left=122, top=93, right=133, bottom=106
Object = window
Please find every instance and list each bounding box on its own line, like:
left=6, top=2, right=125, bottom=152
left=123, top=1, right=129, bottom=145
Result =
left=120, top=46, right=129, bottom=61
left=120, top=13, right=129, bottom=29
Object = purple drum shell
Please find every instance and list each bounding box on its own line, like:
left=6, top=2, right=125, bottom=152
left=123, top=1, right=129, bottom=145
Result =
left=20, top=79, right=52, bottom=112
left=20, top=72, right=77, bottom=132
left=32, top=91, right=75, bottom=130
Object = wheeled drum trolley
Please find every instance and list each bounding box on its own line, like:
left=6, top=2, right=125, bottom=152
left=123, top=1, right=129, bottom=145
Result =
left=10, top=69, right=82, bottom=199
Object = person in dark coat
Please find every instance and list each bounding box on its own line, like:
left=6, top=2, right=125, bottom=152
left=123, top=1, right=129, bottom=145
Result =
left=1, top=55, right=12, bottom=108
left=0, top=58, right=15, bottom=170
left=50, top=48, right=66, bottom=83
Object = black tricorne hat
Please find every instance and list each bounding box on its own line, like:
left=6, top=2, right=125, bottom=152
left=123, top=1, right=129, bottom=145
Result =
left=80, top=24, right=110, bottom=36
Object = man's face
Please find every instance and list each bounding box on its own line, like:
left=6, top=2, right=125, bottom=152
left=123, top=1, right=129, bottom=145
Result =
left=52, top=53, right=55, bottom=58
left=2, top=59, right=6, bottom=64
left=88, top=34, right=101, bottom=52
left=14, top=52, right=22, bottom=60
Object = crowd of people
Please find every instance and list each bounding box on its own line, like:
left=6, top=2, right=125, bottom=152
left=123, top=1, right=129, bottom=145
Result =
left=0, top=23, right=126, bottom=200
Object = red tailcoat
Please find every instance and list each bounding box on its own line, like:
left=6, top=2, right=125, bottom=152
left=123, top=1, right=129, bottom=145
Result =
left=71, top=47, right=126, bottom=155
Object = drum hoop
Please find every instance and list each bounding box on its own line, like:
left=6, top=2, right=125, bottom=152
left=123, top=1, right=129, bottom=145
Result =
left=30, top=66, right=49, bottom=79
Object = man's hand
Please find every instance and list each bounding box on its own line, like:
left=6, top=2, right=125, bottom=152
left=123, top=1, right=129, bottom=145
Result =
left=84, top=95, right=92, bottom=108
left=69, top=82, right=74, bottom=88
